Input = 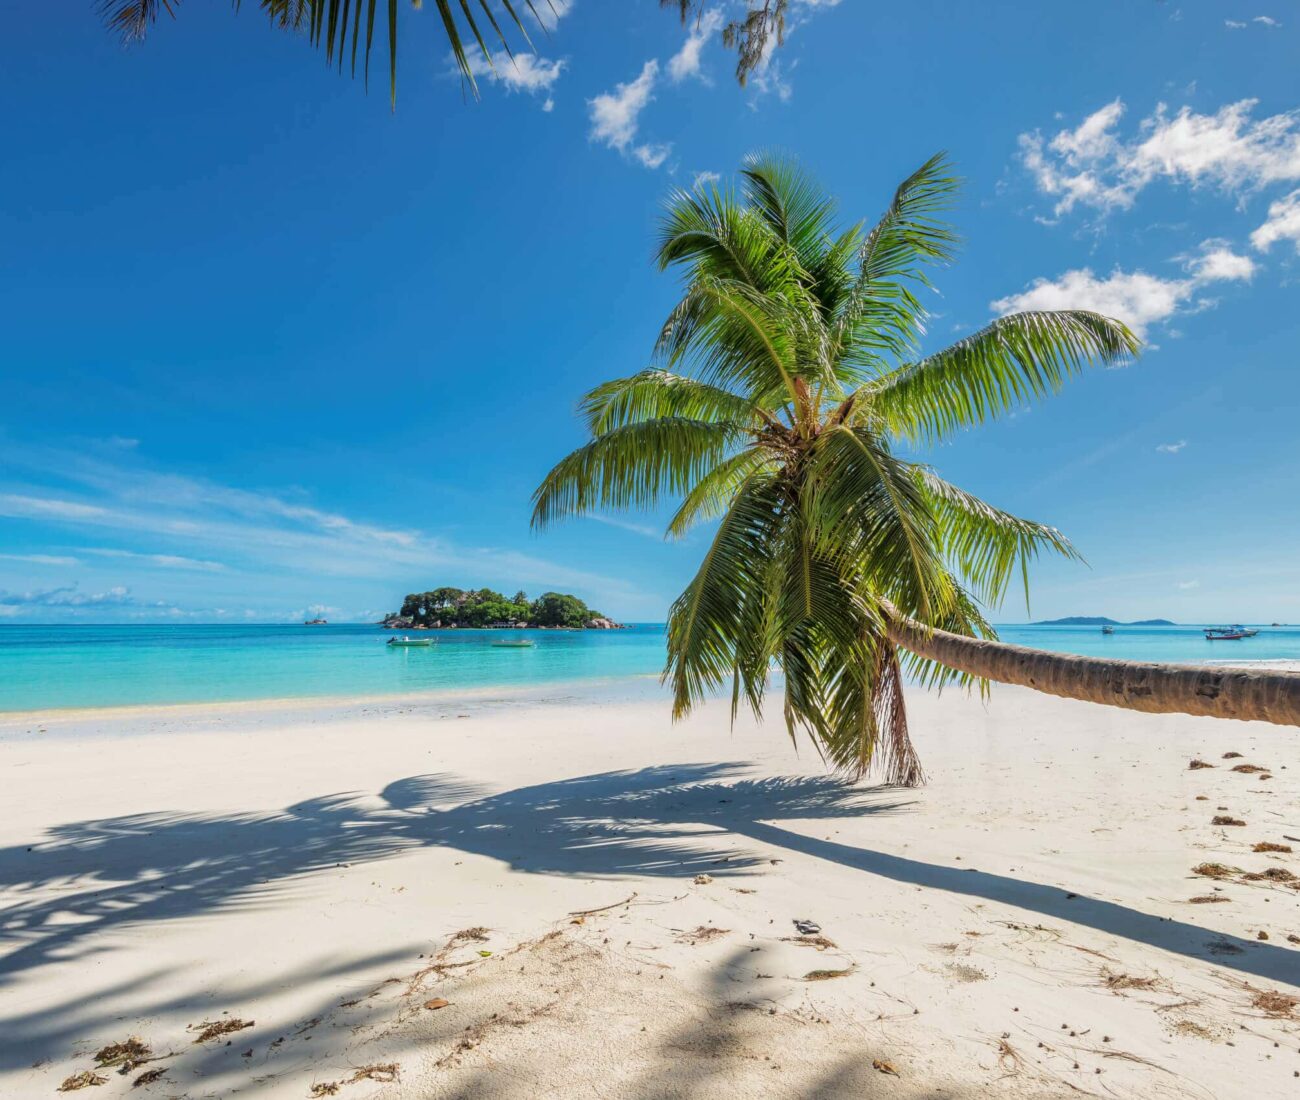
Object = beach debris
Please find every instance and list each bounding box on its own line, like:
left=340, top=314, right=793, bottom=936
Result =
left=1242, top=867, right=1297, bottom=883
left=1189, top=759, right=1214, bottom=770
left=131, top=1069, right=166, bottom=1088
left=1192, top=862, right=1238, bottom=879
left=308, top=1086, right=340, bottom=1098
left=1250, top=988, right=1298, bottom=1017
left=782, top=934, right=837, bottom=950
left=871, top=1058, right=899, bottom=1076
left=1213, top=816, right=1247, bottom=826
left=477, top=950, right=492, bottom=957
left=567, top=893, right=637, bottom=918
left=692, top=874, right=713, bottom=885
left=1223, top=751, right=1243, bottom=759
left=793, top=919, right=821, bottom=935
left=676, top=926, right=729, bottom=944
left=57, top=1072, right=108, bottom=1092
left=1253, top=842, right=1292, bottom=853
left=945, top=963, right=989, bottom=983
left=1231, top=764, right=1268, bottom=774
left=191, top=1017, right=254, bottom=1043
left=1189, top=895, right=1231, bottom=904
left=1101, top=969, right=1158, bottom=991
left=452, top=927, right=490, bottom=943
left=347, top=1063, right=400, bottom=1084
left=1258, top=931, right=1270, bottom=940
left=424, top=998, right=451, bottom=1010
left=94, top=1038, right=150, bottom=1072
left=804, top=965, right=854, bottom=981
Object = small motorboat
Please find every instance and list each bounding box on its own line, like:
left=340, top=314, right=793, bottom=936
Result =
left=1204, top=627, right=1247, bottom=640
left=1101, top=625, right=1115, bottom=634
left=491, top=639, right=535, bottom=648
left=387, top=636, right=437, bottom=647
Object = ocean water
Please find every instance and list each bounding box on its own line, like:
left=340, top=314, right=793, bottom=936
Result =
left=0, top=622, right=1297, bottom=713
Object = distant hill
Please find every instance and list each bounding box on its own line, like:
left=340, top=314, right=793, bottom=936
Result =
left=1033, top=616, right=1176, bottom=626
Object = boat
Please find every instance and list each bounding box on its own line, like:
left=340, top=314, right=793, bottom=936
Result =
left=491, top=639, right=535, bottom=648
left=304, top=618, right=328, bottom=625
left=1101, top=625, right=1115, bottom=634
left=1204, top=627, right=1248, bottom=640
left=387, top=636, right=437, bottom=647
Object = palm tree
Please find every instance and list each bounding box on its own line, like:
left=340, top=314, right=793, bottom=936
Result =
left=532, top=154, right=1300, bottom=785
left=97, top=1, right=789, bottom=105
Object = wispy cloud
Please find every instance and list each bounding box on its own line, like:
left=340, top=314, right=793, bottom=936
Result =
left=1156, top=440, right=1188, bottom=454
left=585, top=514, right=665, bottom=540
left=668, top=8, right=725, bottom=83
left=0, top=445, right=643, bottom=620
left=462, top=47, right=566, bottom=110
left=990, top=241, right=1254, bottom=340
left=588, top=60, right=672, bottom=169
left=0, top=552, right=80, bottom=566
left=1176, top=579, right=1200, bottom=589
left=1251, top=188, right=1300, bottom=254
left=83, top=547, right=229, bottom=572
left=692, top=170, right=721, bottom=189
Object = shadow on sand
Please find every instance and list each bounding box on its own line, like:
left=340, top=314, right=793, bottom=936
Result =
left=3, top=760, right=1296, bottom=1071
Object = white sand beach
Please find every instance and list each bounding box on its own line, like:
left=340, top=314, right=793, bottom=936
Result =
left=2, top=684, right=1298, bottom=1099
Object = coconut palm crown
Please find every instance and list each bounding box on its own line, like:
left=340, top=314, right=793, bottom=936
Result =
left=532, top=154, right=1139, bottom=786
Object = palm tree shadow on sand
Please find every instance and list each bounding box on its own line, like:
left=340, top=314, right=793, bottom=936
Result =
left=2, top=760, right=1296, bottom=1023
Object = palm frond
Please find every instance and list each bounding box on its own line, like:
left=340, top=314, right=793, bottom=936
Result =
left=666, top=447, right=775, bottom=538
left=530, top=417, right=742, bottom=530
left=869, top=310, right=1139, bottom=445
left=917, top=469, right=1082, bottom=609
left=740, top=151, right=837, bottom=257
left=581, top=370, right=756, bottom=435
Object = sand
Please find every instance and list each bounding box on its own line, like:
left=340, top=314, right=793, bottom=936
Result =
left=2, top=682, right=1298, bottom=1098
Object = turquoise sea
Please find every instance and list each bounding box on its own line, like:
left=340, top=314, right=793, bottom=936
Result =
left=0, top=622, right=1297, bottom=713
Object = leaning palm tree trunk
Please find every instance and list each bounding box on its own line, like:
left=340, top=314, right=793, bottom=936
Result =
left=884, top=607, right=1300, bottom=727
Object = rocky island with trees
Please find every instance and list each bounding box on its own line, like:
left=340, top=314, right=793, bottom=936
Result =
left=380, top=587, right=624, bottom=631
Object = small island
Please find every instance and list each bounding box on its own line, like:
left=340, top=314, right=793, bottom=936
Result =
left=380, top=587, right=624, bottom=630
left=1033, top=616, right=1176, bottom=626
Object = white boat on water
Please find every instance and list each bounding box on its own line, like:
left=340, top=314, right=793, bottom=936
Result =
left=387, top=636, right=437, bottom=647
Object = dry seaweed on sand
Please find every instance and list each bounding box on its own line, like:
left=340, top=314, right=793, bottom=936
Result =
left=1253, top=842, right=1292, bottom=853
left=58, top=1072, right=108, bottom=1092
left=1102, top=969, right=1159, bottom=991
left=191, top=1017, right=254, bottom=1043
left=1231, top=764, right=1268, bottom=774
left=1222, top=751, right=1243, bottom=759
left=1188, top=895, right=1231, bottom=904
left=1249, top=988, right=1299, bottom=1017
left=309, top=1085, right=340, bottom=1097
left=94, top=1038, right=150, bottom=1070
left=782, top=934, right=838, bottom=950
left=347, top=1063, right=399, bottom=1084
left=1188, top=759, right=1214, bottom=770
left=1212, top=815, right=1247, bottom=826
left=1242, top=867, right=1297, bottom=882
left=1192, top=862, right=1239, bottom=879
left=451, top=927, right=490, bottom=942
left=872, top=1058, right=900, bottom=1076
left=804, top=965, right=854, bottom=981
left=131, top=1068, right=166, bottom=1088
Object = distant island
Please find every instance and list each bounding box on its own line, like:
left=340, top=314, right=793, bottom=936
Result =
left=380, top=587, right=624, bottom=630
left=1033, top=616, right=1176, bottom=626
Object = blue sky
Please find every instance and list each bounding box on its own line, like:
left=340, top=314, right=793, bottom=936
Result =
left=2, top=1, right=1298, bottom=624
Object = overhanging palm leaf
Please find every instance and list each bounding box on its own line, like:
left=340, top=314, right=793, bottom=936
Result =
left=534, top=153, right=1140, bottom=785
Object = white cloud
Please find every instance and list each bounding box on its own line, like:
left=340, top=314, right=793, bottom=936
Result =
left=1157, top=440, right=1188, bottom=454
left=1176, top=579, right=1199, bottom=589
left=84, top=547, right=229, bottom=572
left=0, top=553, right=79, bottom=566
left=528, top=0, right=574, bottom=31
left=463, top=48, right=566, bottom=105
left=692, top=170, right=721, bottom=189
left=668, top=9, right=724, bottom=83
left=1021, top=98, right=1300, bottom=217
left=1251, top=188, right=1300, bottom=253
left=588, top=60, right=672, bottom=169
left=990, top=241, right=1254, bottom=340
left=1255, top=15, right=1280, bottom=27
left=1226, top=19, right=1247, bottom=28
